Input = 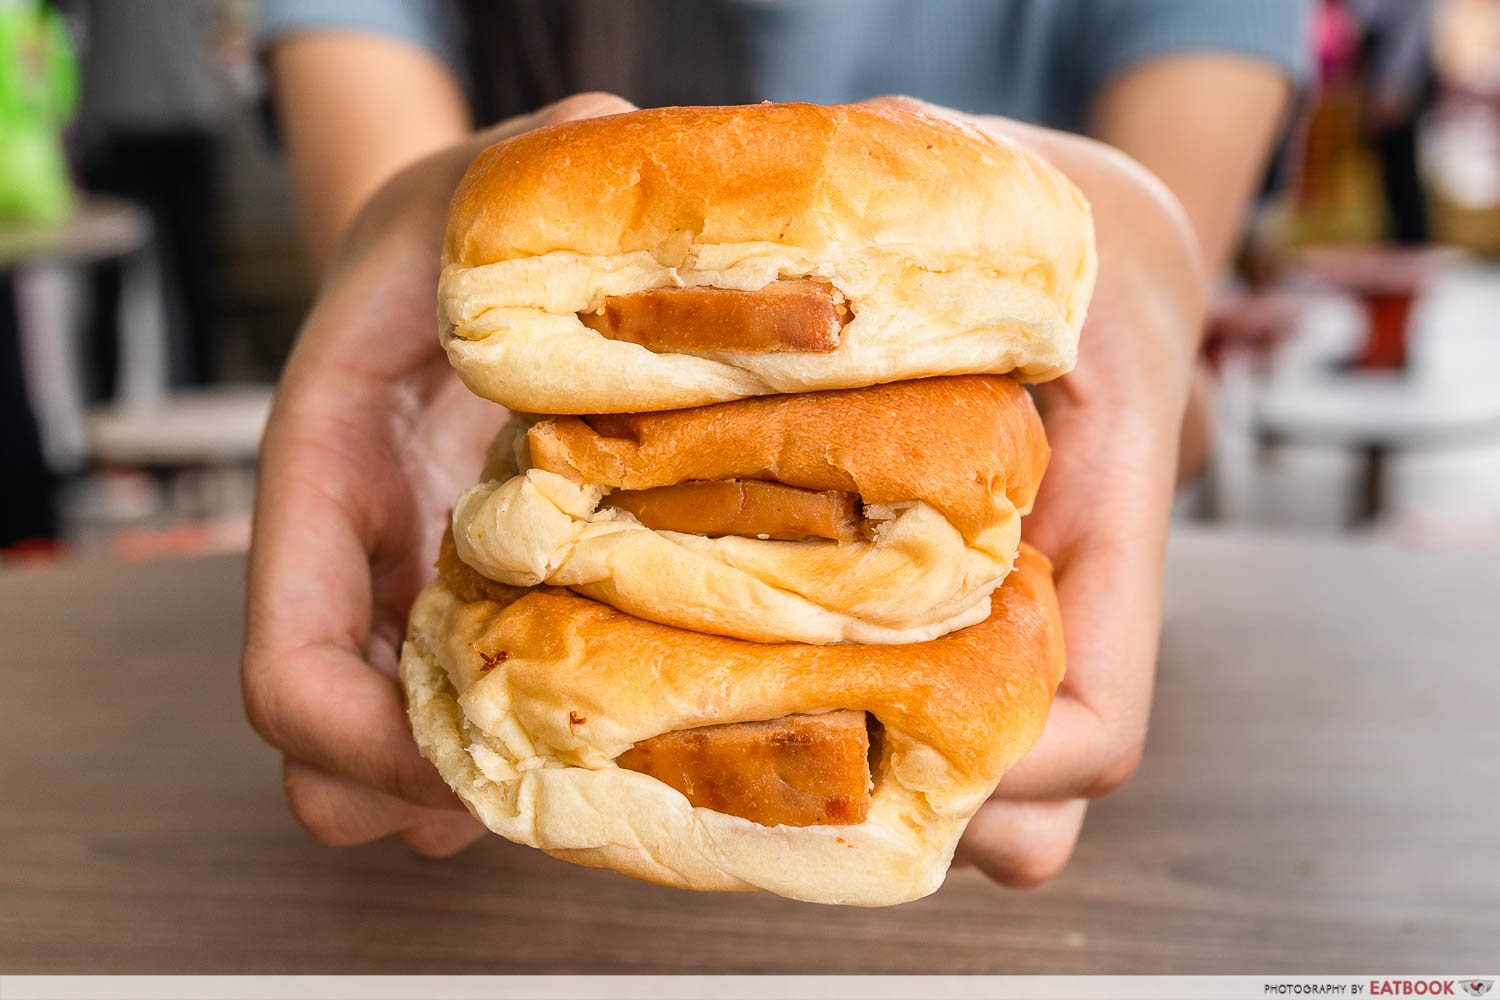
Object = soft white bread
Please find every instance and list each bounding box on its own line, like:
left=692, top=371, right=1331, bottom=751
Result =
left=400, top=543, right=1065, bottom=906
left=451, top=376, right=1049, bottom=644
left=440, top=103, right=1096, bottom=414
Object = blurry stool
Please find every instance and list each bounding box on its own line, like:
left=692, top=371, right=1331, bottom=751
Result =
left=1250, top=368, right=1500, bottom=526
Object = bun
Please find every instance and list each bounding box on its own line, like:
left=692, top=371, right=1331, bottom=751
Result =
left=439, top=103, right=1095, bottom=413
left=400, top=542, right=1065, bottom=906
left=451, top=376, right=1048, bottom=644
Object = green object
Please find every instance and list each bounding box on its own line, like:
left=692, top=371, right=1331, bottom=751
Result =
left=0, top=3, right=78, bottom=223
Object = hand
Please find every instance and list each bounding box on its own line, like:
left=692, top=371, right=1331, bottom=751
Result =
left=241, top=93, right=638, bottom=856
left=864, top=97, right=1209, bottom=886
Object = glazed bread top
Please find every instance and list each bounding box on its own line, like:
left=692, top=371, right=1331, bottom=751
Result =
left=439, top=103, right=1096, bottom=412
left=400, top=543, right=1065, bottom=905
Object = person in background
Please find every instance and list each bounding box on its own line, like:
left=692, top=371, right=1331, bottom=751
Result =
left=261, top=0, right=1303, bottom=281
left=1294, top=0, right=1439, bottom=245
left=1348, top=0, right=1438, bottom=244
left=242, top=1, right=1304, bottom=887
left=71, top=0, right=234, bottom=396
left=0, top=0, right=76, bottom=556
left=0, top=273, right=58, bottom=553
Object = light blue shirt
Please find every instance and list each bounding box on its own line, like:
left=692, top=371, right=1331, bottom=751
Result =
left=258, top=0, right=1307, bottom=131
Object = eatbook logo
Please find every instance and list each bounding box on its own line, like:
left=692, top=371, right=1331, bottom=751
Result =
left=1463, top=982, right=1494, bottom=997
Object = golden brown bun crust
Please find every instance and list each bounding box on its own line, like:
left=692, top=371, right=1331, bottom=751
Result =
left=445, top=103, right=1089, bottom=279
left=401, top=542, right=1064, bottom=904
left=441, top=542, right=1062, bottom=791
left=439, top=104, right=1094, bottom=411
left=528, top=375, right=1049, bottom=542
left=445, top=377, right=1048, bottom=644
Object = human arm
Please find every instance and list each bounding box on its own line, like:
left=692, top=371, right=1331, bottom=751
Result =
left=1089, top=53, right=1295, bottom=480
left=266, top=30, right=471, bottom=276
left=1089, top=53, right=1292, bottom=275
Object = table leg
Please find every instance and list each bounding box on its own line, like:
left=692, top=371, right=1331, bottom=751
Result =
left=117, top=245, right=168, bottom=406
left=1354, top=445, right=1388, bottom=527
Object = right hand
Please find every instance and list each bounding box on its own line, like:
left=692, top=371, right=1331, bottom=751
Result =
left=240, top=93, right=638, bottom=856
left=861, top=97, right=1209, bottom=889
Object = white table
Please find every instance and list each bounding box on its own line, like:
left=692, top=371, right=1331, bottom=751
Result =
left=1251, top=366, right=1500, bottom=523
left=86, top=383, right=273, bottom=468
left=1226, top=264, right=1500, bottom=527
left=2, top=196, right=165, bottom=471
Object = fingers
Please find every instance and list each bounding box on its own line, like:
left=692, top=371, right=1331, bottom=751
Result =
left=243, top=448, right=457, bottom=810
left=989, top=697, right=1145, bottom=801
left=984, top=556, right=1155, bottom=800
left=248, top=91, right=643, bottom=862
left=860, top=94, right=944, bottom=117
left=956, top=798, right=1089, bottom=888
left=465, top=92, right=638, bottom=158
left=247, top=637, right=461, bottom=810
left=399, top=812, right=488, bottom=858
left=536, top=91, right=637, bottom=126
left=335, top=91, right=642, bottom=276
left=284, top=757, right=485, bottom=857
left=992, top=377, right=1176, bottom=805
left=860, top=94, right=1055, bottom=151
left=982, top=437, right=1162, bottom=802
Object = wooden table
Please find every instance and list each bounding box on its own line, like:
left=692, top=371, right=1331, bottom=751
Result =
left=2, top=528, right=1497, bottom=973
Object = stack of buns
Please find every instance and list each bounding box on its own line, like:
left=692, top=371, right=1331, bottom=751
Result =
left=400, top=103, right=1095, bottom=906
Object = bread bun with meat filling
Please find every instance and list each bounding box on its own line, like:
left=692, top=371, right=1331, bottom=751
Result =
left=451, top=375, right=1048, bottom=644
left=399, top=101, right=1091, bottom=905
left=400, top=542, right=1064, bottom=906
left=440, top=103, right=1095, bottom=414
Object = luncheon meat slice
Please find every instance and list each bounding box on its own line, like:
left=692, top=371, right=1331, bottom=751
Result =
left=601, top=479, right=864, bottom=542
left=616, top=710, right=872, bottom=827
left=579, top=280, right=849, bottom=354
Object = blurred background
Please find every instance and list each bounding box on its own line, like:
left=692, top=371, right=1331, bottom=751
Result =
left=2, top=0, right=1499, bottom=567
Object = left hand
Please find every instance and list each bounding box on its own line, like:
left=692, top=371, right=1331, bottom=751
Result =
left=241, top=94, right=641, bottom=858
